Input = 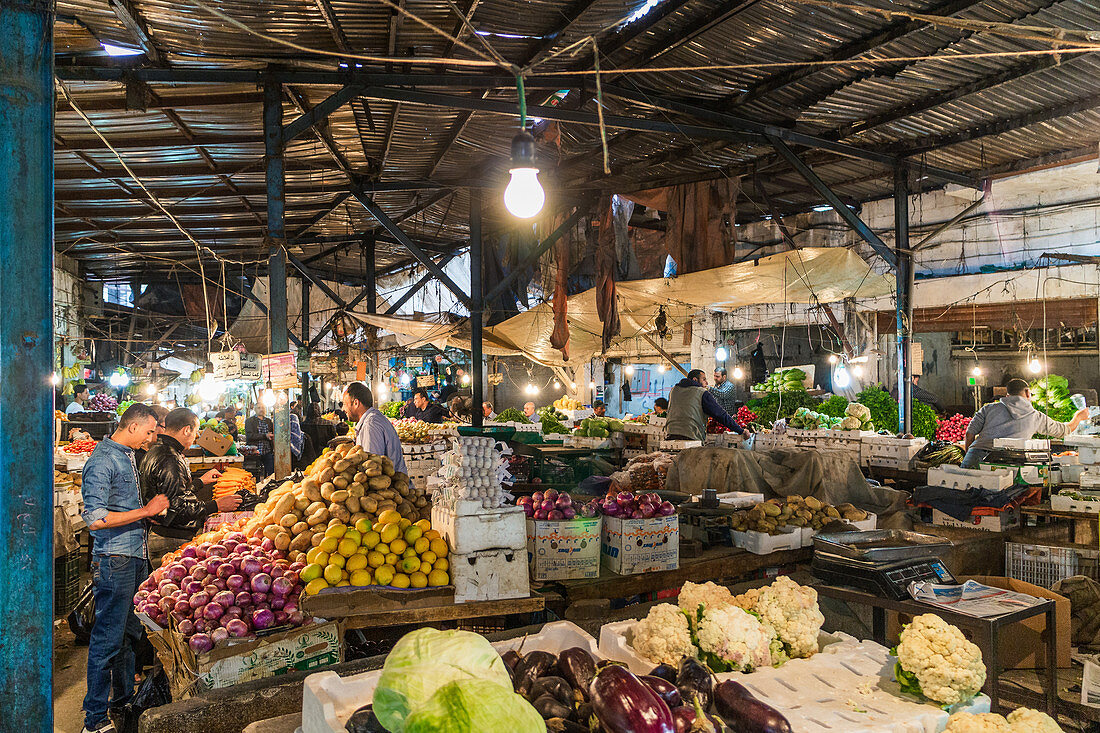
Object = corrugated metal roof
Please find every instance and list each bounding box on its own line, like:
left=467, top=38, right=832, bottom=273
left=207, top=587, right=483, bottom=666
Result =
left=51, top=0, right=1100, bottom=280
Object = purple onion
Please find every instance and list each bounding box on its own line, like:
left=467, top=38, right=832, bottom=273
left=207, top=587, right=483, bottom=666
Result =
left=544, top=488, right=559, bottom=501
left=250, top=573, right=272, bottom=594
left=207, top=544, right=229, bottom=558
left=517, top=496, right=533, bottom=508
left=631, top=509, right=644, bottom=519
left=547, top=509, right=564, bottom=521
left=157, top=580, right=179, bottom=596
left=271, top=576, right=294, bottom=598
left=289, top=561, right=306, bottom=573
left=211, top=627, right=229, bottom=645
left=134, top=590, right=149, bottom=604
left=226, top=618, right=249, bottom=638
left=252, top=608, right=275, bottom=630
left=225, top=605, right=243, bottom=619
left=180, top=596, right=200, bottom=614
left=203, top=603, right=225, bottom=621
left=228, top=557, right=243, bottom=573
left=180, top=556, right=198, bottom=571
left=617, top=491, right=634, bottom=504
left=170, top=610, right=186, bottom=625
left=658, top=501, right=676, bottom=517
left=247, top=536, right=262, bottom=547
left=287, top=610, right=304, bottom=625
left=639, top=502, right=656, bottom=518
left=226, top=574, right=246, bottom=592
left=283, top=598, right=298, bottom=614
left=531, top=491, right=544, bottom=504
left=226, top=532, right=246, bottom=544
left=260, top=538, right=276, bottom=553
left=177, top=619, right=195, bottom=636
left=165, top=563, right=187, bottom=582
left=216, top=563, right=236, bottom=580
left=539, top=499, right=555, bottom=513
left=234, top=591, right=252, bottom=607
left=213, top=590, right=235, bottom=609
left=555, top=493, right=573, bottom=508
left=212, top=578, right=227, bottom=591
left=561, top=506, right=577, bottom=520
left=270, top=566, right=285, bottom=580
left=252, top=591, right=268, bottom=605
left=521, top=503, right=534, bottom=518
left=180, top=545, right=198, bottom=559
left=274, top=610, right=289, bottom=625
left=196, top=542, right=211, bottom=559
left=283, top=570, right=299, bottom=586
left=204, top=558, right=223, bottom=575
left=534, top=510, right=548, bottom=520
left=260, top=561, right=274, bottom=575
left=180, top=578, right=202, bottom=595
left=158, top=597, right=175, bottom=614
left=579, top=503, right=598, bottom=518
left=240, top=557, right=262, bottom=577
left=270, top=597, right=286, bottom=611
left=189, top=633, right=214, bottom=654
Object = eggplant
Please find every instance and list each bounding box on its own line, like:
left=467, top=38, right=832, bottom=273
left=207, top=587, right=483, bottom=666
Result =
left=641, top=675, right=682, bottom=708
left=589, top=664, right=675, bottom=733
left=517, top=651, right=560, bottom=697
left=502, top=649, right=523, bottom=674
left=714, top=681, right=792, bottom=733
left=676, top=658, right=714, bottom=712
left=648, top=664, right=679, bottom=683
left=534, top=694, right=575, bottom=720
left=557, top=647, right=597, bottom=698
left=670, top=703, right=723, bottom=733
left=596, top=658, right=618, bottom=669
left=531, top=676, right=575, bottom=706
left=546, top=719, right=590, bottom=733
left=344, top=705, right=385, bottom=733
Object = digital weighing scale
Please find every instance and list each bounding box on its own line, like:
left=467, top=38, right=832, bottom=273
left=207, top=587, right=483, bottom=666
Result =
left=811, top=530, right=957, bottom=600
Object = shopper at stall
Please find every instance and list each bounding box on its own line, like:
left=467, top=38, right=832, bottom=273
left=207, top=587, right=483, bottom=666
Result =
left=890, top=374, right=946, bottom=414
left=710, top=367, right=738, bottom=415
left=483, top=401, right=496, bottom=420
left=666, top=369, right=750, bottom=441
left=67, top=383, right=90, bottom=414
left=343, top=381, right=408, bottom=473
left=220, top=404, right=240, bottom=439
left=133, top=404, right=169, bottom=469
left=80, top=403, right=168, bottom=733
left=592, top=400, right=607, bottom=417
left=245, top=403, right=275, bottom=477
left=961, top=378, right=1088, bottom=468
left=304, top=402, right=339, bottom=451
left=290, top=411, right=316, bottom=470
left=523, top=401, right=537, bottom=419
left=403, top=387, right=448, bottom=423
left=653, top=397, right=668, bottom=417
left=141, top=408, right=239, bottom=566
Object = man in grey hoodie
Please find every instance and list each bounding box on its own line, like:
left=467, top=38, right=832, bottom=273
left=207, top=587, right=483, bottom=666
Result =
left=961, top=378, right=1088, bottom=468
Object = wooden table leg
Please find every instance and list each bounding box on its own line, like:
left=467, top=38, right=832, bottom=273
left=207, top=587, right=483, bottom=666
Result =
left=1045, top=602, right=1058, bottom=716
left=872, top=606, right=886, bottom=646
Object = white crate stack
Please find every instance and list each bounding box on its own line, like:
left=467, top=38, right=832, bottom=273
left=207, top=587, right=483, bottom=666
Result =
left=1064, top=435, right=1100, bottom=489
left=753, top=432, right=793, bottom=451
left=860, top=434, right=927, bottom=469
left=622, top=421, right=665, bottom=453
left=430, top=436, right=529, bottom=603
left=402, top=440, right=447, bottom=491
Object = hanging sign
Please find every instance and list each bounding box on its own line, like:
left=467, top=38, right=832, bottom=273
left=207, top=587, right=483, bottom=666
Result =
left=262, top=352, right=299, bottom=389
left=211, top=351, right=261, bottom=381
left=416, top=375, right=436, bottom=387
left=339, top=370, right=359, bottom=383
left=310, top=356, right=339, bottom=375
left=406, top=356, right=424, bottom=369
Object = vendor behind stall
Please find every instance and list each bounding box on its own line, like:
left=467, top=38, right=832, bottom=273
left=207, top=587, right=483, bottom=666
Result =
left=890, top=375, right=945, bottom=414
left=962, top=378, right=1088, bottom=467
left=653, top=398, right=668, bottom=417
left=666, top=369, right=750, bottom=441
left=67, top=383, right=89, bottom=414
left=592, top=400, right=607, bottom=417
left=343, top=381, right=408, bottom=473
left=403, top=388, right=447, bottom=423
left=523, top=401, right=537, bottom=419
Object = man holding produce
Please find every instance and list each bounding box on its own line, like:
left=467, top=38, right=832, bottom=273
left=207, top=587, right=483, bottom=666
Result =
left=140, top=408, right=240, bottom=565
left=344, top=381, right=408, bottom=473
left=80, top=404, right=169, bottom=733
left=962, top=378, right=1088, bottom=467
left=666, top=369, right=750, bottom=442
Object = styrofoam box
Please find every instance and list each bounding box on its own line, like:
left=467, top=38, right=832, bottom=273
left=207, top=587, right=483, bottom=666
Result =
left=1050, top=491, right=1100, bottom=512
left=993, top=437, right=1050, bottom=450
left=801, top=512, right=877, bottom=547
left=1053, top=453, right=1080, bottom=465
left=864, top=455, right=916, bottom=470
left=978, top=462, right=1047, bottom=486
left=1080, top=467, right=1100, bottom=488
left=568, top=435, right=612, bottom=449
left=732, top=526, right=802, bottom=554
left=1061, top=463, right=1085, bottom=484
left=560, top=408, right=594, bottom=421
left=401, top=442, right=446, bottom=455
left=927, top=465, right=1014, bottom=492
left=712, top=491, right=765, bottom=508
left=861, top=438, right=927, bottom=459
left=1078, top=446, right=1100, bottom=465
left=932, top=507, right=1021, bottom=532
left=301, top=622, right=598, bottom=733
left=623, top=422, right=662, bottom=436
left=753, top=433, right=792, bottom=451
left=430, top=503, right=526, bottom=553
left=660, top=439, right=703, bottom=450
left=451, top=547, right=530, bottom=604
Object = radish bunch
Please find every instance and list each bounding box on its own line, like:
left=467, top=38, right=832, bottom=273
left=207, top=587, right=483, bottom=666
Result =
left=736, top=406, right=758, bottom=428
left=935, top=414, right=971, bottom=442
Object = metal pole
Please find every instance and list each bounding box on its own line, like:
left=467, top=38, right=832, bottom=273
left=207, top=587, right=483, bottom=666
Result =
left=0, top=2, right=53, bottom=726
left=301, top=279, right=310, bottom=400
left=364, top=235, right=378, bottom=383
left=470, top=191, right=484, bottom=428
left=265, top=78, right=292, bottom=478
left=895, top=166, right=913, bottom=434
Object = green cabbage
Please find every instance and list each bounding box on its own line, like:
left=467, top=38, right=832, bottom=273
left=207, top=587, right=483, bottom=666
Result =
left=373, top=629, right=512, bottom=733
left=404, top=679, right=544, bottom=733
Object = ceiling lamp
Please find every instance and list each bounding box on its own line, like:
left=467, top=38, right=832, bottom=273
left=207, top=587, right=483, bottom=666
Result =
left=503, top=77, right=545, bottom=219
left=624, top=364, right=635, bottom=377
left=732, top=366, right=744, bottom=380
left=261, top=387, right=277, bottom=408
left=715, top=347, right=728, bottom=362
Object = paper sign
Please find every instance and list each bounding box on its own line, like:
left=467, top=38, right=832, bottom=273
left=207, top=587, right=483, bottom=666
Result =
left=210, top=351, right=261, bottom=381
left=309, top=356, right=338, bottom=375
left=406, top=356, right=423, bottom=368
left=417, top=374, right=436, bottom=387
left=262, top=352, right=299, bottom=389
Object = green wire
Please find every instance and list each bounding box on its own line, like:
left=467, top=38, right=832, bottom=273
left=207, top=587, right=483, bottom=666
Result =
left=516, top=74, right=527, bottom=130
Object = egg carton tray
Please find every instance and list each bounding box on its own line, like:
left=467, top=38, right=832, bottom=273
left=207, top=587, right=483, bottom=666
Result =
left=597, top=624, right=989, bottom=733
left=300, top=621, right=599, bottom=733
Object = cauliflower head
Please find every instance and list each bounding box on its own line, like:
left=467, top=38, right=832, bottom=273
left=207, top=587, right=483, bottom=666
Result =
left=678, top=581, right=733, bottom=616
left=839, top=416, right=862, bottom=431
left=696, top=605, right=775, bottom=672
left=895, top=614, right=986, bottom=706
left=750, top=575, right=824, bottom=660
left=1005, top=708, right=1063, bottom=733
left=944, top=713, right=1011, bottom=733
left=631, top=603, right=696, bottom=666
left=846, top=403, right=871, bottom=421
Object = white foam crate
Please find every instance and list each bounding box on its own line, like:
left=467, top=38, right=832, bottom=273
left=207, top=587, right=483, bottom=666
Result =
left=1050, top=491, right=1100, bottom=512
left=732, top=526, right=802, bottom=554
left=1061, top=463, right=1085, bottom=483
left=301, top=621, right=599, bottom=733
left=864, top=455, right=916, bottom=470
left=993, top=437, right=1050, bottom=450
left=451, top=547, right=530, bottom=603
left=660, top=439, right=703, bottom=451
left=861, top=437, right=927, bottom=459
left=1079, top=446, right=1100, bottom=465
left=568, top=435, right=612, bottom=449
left=927, top=465, right=1014, bottom=492
left=622, top=422, right=662, bottom=436
left=430, top=503, right=526, bottom=552
left=1053, top=453, right=1080, bottom=465
left=753, top=433, right=793, bottom=451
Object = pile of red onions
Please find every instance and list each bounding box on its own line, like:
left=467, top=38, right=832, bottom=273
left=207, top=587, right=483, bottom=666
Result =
left=598, top=491, right=676, bottom=519
left=132, top=531, right=307, bottom=655
left=517, top=489, right=601, bottom=521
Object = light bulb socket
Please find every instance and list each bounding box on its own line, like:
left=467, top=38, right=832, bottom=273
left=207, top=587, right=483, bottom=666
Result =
left=510, top=130, right=537, bottom=168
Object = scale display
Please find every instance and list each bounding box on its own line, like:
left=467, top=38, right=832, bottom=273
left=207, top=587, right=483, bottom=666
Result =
left=812, top=553, right=957, bottom=600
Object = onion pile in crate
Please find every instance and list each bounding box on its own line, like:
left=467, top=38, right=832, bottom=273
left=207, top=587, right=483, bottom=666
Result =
left=133, top=530, right=305, bottom=652
left=517, top=488, right=600, bottom=520
left=935, top=413, right=971, bottom=442
left=600, top=490, right=676, bottom=519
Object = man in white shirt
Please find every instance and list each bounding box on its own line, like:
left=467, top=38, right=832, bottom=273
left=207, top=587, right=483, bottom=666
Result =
left=342, top=381, right=407, bottom=474
left=67, top=383, right=90, bottom=414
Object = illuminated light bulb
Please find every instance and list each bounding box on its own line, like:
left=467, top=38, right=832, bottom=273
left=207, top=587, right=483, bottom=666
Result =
left=460, top=374, right=471, bottom=385
left=399, top=372, right=411, bottom=386
left=657, top=364, right=667, bottom=373
left=715, top=347, right=728, bottom=362
left=553, top=380, right=561, bottom=389
left=503, top=131, right=545, bottom=219
left=833, top=365, right=851, bottom=389
left=732, top=366, right=744, bottom=380
left=262, top=388, right=277, bottom=408
left=624, top=364, right=635, bottom=377
left=852, top=365, right=864, bottom=378
left=50, top=373, right=60, bottom=386
left=144, top=383, right=156, bottom=396
left=199, top=377, right=220, bottom=402
left=1028, top=358, right=1042, bottom=374
left=828, top=354, right=838, bottom=364
left=570, top=383, right=577, bottom=390
left=972, top=366, right=982, bottom=377
left=588, top=380, right=596, bottom=389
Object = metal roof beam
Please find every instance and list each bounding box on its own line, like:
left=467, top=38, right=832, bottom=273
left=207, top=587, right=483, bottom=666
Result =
left=585, top=0, right=695, bottom=62
left=521, top=0, right=603, bottom=68
left=54, top=179, right=447, bottom=200
left=384, top=253, right=460, bottom=314
left=283, top=85, right=363, bottom=143
left=56, top=90, right=266, bottom=113
left=288, top=191, right=353, bottom=239
left=56, top=133, right=258, bottom=152
left=107, top=0, right=161, bottom=62
left=55, top=159, right=330, bottom=181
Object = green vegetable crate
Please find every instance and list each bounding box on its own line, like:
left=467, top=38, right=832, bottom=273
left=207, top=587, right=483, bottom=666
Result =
left=54, top=550, right=82, bottom=616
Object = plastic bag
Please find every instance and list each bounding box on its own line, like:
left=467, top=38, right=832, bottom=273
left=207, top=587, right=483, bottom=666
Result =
left=67, top=580, right=95, bottom=645
left=117, top=666, right=172, bottom=733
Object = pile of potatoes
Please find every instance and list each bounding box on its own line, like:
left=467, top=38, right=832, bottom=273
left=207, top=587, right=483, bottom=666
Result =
left=242, top=443, right=431, bottom=564
left=729, top=495, right=868, bottom=535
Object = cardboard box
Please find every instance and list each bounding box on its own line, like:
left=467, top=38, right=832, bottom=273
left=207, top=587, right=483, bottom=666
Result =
left=148, top=620, right=342, bottom=697
left=527, top=517, right=602, bottom=581
left=196, top=427, right=234, bottom=457
left=451, top=548, right=530, bottom=604
left=931, top=507, right=1021, bottom=532
left=887, top=576, right=1071, bottom=669
left=601, top=514, right=679, bottom=575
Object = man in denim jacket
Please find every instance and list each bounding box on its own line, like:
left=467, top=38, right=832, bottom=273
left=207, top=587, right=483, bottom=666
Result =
left=80, top=404, right=169, bottom=733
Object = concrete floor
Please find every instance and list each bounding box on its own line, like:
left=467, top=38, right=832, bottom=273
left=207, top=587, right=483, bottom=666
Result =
left=54, top=621, right=88, bottom=733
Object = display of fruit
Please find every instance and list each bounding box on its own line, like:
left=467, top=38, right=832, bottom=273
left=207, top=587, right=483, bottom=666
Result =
left=517, top=489, right=601, bottom=520
left=553, top=397, right=584, bottom=411
left=392, top=417, right=433, bottom=444
left=752, top=368, right=807, bottom=393
left=935, top=413, right=971, bottom=442
left=574, top=416, right=624, bottom=438
left=133, top=531, right=306, bottom=650
left=213, top=467, right=257, bottom=498
left=735, top=406, right=758, bottom=428
left=87, top=393, right=119, bottom=412
left=200, top=417, right=232, bottom=436
left=62, top=438, right=96, bottom=455
left=730, top=496, right=867, bottom=534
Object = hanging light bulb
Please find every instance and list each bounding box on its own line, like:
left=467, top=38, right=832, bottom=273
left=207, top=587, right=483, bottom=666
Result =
left=657, top=364, right=667, bottom=373
left=199, top=376, right=220, bottom=402
left=833, top=364, right=851, bottom=389
left=624, top=364, right=635, bottom=377
left=1028, top=358, right=1042, bottom=374
left=570, top=382, right=577, bottom=390
left=715, top=346, right=728, bottom=362
left=262, top=387, right=277, bottom=408
left=460, top=374, right=471, bottom=385
left=144, top=383, right=157, bottom=396
left=972, top=365, right=982, bottom=377
left=588, top=380, right=596, bottom=389
left=503, top=130, right=545, bottom=219
left=828, top=354, right=838, bottom=365
left=852, top=365, right=864, bottom=378
left=50, top=373, right=60, bottom=386
left=399, top=372, right=412, bottom=386
left=732, top=366, right=744, bottom=380
left=553, top=380, right=561, bottom=389
left=377, top=382, right=389, bottom=399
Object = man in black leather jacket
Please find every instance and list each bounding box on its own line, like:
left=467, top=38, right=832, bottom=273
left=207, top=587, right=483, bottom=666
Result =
left=140, top=407, right=241, bottom=566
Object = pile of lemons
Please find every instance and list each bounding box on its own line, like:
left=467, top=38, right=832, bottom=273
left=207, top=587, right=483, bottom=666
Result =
left=301, top=509, right=450, bottom=595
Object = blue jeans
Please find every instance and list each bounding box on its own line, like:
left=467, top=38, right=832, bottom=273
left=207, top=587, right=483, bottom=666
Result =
left=260, top=452, right=274, bottom=477
left=960, top=447, right=990, bottom=469
left=84, top=554, right=148, bottom=729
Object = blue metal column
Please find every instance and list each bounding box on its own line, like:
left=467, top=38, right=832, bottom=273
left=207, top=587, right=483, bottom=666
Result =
left=264, top=78, right=292, bottom=477
left=0, top=1, right=54, bottom=727
left=469, top=191, right=484, bottom=428
left=895, top=166, right=913, bottom=434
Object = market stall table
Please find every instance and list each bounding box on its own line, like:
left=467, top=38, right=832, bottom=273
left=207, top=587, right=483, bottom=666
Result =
left=336, top=595, right=545, bottom=630
left=1021, top=502, right=1099, bottom=544
left=814, top=584, right=1057, bottom=715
